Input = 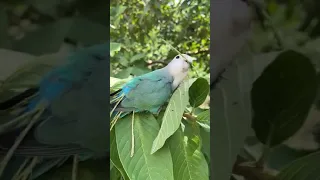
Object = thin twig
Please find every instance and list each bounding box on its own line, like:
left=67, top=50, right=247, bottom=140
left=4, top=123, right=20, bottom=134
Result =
left=232, top=156, right=276, bottom=180
left=183, top=113, right=197, bottom=121
left=186, top=49, right=209, bottom=55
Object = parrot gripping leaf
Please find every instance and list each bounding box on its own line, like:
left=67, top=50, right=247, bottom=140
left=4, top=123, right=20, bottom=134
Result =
left=110, top=54, right=196, bottom=157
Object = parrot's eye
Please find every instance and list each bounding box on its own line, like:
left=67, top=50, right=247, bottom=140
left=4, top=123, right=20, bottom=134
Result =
left=176, top=55, right=180, bottom=59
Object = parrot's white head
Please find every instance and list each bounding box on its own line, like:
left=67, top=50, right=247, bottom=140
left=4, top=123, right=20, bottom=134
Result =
left=166, top=54, right=196, bottom=89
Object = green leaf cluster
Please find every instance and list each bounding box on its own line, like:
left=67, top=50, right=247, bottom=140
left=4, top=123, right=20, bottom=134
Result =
left=110, top=77, right=210, bottom=180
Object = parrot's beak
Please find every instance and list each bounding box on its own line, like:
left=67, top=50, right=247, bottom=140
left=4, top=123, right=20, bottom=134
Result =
left=180, top=54, right=196, bottom=65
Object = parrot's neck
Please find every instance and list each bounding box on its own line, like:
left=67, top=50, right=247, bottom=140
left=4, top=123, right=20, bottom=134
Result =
left=172, top=71, right=187, bottom=89
left=163, top=68, right=188, bottom=90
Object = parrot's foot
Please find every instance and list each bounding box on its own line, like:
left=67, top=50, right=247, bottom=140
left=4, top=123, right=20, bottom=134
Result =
left=149, top=107, right=162, bottom=116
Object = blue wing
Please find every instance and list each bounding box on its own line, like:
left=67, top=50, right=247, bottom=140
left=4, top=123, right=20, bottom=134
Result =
left=0, top=43, right=109, bottom=180
left=27, top=43, right=109, bottom=111
left=111, top=69, right=173, bottom=114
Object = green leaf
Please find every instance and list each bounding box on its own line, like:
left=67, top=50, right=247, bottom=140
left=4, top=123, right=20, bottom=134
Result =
left=169, top=127, right=209, bottom=180
left=0, top=53, right=66, bottom=90
left=0, top=49, right=34, bottom=82
left=115, top=67, right=133, bottom=79
left=36, top=158, right=109, bottom=180
left=267, top=145, right=311, bottom=170
left=197, top=110, right=209, bottom=123
left=130, top=53, right=145, bottom=63
left=110, top=167, right=123, bottom=180
left=189, top=77, right=209, bottom=107
left=251, top=50, right=318, bottom=147
left=211, top=50, right=254, bottom=180
left=183, top=121, right=201, bottom=156
left=110, top=5, right=127, bottom=23
left=276, top=151, right=320, bottom=180
left=200, top=127, right=210, bottom=162
left=196, top=110, right=210, bottom=131
left=110, top=77, right=130, bottom=93
left=151, top=79, right=196, bottom=154
left=115, top=113, right=174, bottom=180
left=131, top=67, right=151, bottom=76
left=110, top=42, right=121, bottom=57
left=110, top=129, right=129, bottom=180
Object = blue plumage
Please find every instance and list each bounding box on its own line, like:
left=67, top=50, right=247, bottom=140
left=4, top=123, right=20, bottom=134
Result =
left=0, top=42, right=109, bottom=179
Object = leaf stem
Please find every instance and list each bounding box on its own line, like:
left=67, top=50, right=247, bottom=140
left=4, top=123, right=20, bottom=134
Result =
left=72, top=155, right=78, bottom=180
left=256, top=125, right=274, bottom=169
left=130, top=111, right=135, bottom=157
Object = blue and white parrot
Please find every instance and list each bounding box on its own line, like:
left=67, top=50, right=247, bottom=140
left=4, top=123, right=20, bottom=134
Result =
left=110, top=54, right=196, bottom=156
left=0, top=43, right=109, bottom=179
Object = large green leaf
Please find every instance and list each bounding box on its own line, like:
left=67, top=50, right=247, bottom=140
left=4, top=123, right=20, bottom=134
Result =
left=276, top=151, right=320, bottom=180
left=0, top=49, right=34, bottom=82
left=251, top=50, right=318, bottom=147
left=151, top=79, right=196, bottom=154
left=115, top=113, right=174, bottom=180
left=211, top=47, right=255, bottom=180
left=169, top=127, right=209, bottom=180
left=200, top=126, right=210, bottom=162
left=110, top=129, right=129, bottom=180
left=189, top=78, right=209, bottom=108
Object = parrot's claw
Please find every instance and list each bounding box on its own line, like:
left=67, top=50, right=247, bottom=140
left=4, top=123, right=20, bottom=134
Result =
left=149, top=106, right=162, bottom=116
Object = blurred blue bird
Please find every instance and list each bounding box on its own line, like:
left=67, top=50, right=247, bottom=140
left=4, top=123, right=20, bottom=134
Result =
left=0, top=43, right=109, bottom=179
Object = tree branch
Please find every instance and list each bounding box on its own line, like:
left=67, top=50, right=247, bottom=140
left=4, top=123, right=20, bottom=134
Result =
left=183, top=113, right=197, bottom=121
left=232, top=155, right=276, bottom=180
